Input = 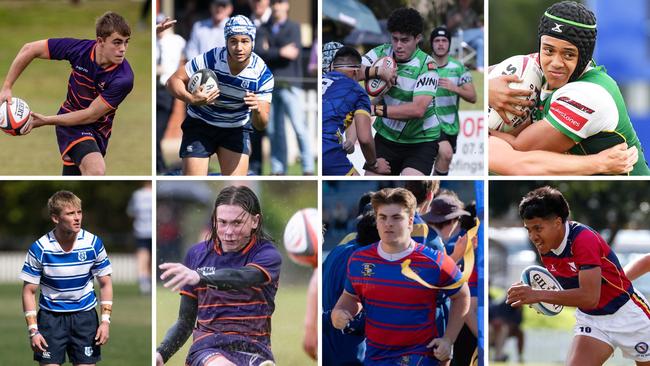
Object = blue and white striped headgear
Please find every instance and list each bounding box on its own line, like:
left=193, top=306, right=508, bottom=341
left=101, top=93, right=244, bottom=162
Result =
left=322, top=41, right=343, bottom=73
left=224, top=15, right=256, bottom=44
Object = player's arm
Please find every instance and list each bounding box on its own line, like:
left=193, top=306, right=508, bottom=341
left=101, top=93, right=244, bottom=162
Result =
left=22, top=281, right=49, bottom=353
left=354, top=111, right=390, bottom=174
left=331, top=290, right=363, bottom=330
left=0, top=40, right=49, bottom=103
left=439, top=78, right=476, bottom=104
left=342, top=120, right=357, bottom=154
left=488, top=74, right=534, bottom=123
left=360, top=64, right=397, bottom=84
left=371, top=94, right=434, bottom=120
left=245, top=93, right=270, bottom=130
left=489, top=137, right=637, bottom=175
left=624, top=254, right=650, bottom=281
left=491, top=118, right=576, bottom=152
left=303, top=270, right=318, bottom=360
left=166, top=66, right=219, bottom=105
left=95, top=274, right=113, bottom=346
left=159, top=262, right=266, bottom=292
left=428, top=283, right=470, bottom=361
left=507, top=266, right=601, bottom=308
left=156, top=294, right=198, bottom=365
left=30, top=95, right=113, bottom=128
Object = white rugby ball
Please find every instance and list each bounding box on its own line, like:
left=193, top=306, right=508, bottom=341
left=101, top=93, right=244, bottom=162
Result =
left=187, top=69, right=219, bottom=95
left=283, top=208, right=320, bottom=268
left=488, top=54, right=543, bottom=132
left=366, top=56, right=397, bottom=97
left=520, top=265, right=564, bottom=316
left=0, top=97, right=32, bottom=136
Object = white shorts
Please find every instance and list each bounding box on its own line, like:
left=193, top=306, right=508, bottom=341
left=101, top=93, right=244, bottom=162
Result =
left=574, top=290, right=650, bottom=361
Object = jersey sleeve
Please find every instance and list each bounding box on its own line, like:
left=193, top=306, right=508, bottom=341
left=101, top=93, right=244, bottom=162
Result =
left=91, top=236, right=113, bottom=277
left=184, top=51, right=209, bottom=78
left=353, top=84, right=371, bottom=116
left=361, top=47, right=380, bottom=67
left=343, top=253, right=358, bottom=296
left=180, top=245, right=200, bottom=299
left=256, top=65, right=274, bottom=104
left=572, top=229, right=603, bottom=270
left=544, top=81, right=618, bottom=142
left=47, top=38, right=87, bottom=61
left=413, top=62, right=439, bottom=97
left=435, top=251, right=463, bottom=298
left=19, top=242, right=43, bottom=284
left=246, top=243, right=282, bottom=284
left=458, top=67, right=473, bottom=86
left=100, top=74, right=134, bottom=109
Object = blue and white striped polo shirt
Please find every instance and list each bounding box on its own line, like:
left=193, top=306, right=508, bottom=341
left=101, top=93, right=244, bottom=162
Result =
left=20, top=229, right=112, bottom=312
left=185, top=47, right=274, bottom=128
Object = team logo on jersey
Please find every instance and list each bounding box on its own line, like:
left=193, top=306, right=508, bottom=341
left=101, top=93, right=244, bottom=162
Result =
left=635, top=342, right=649, bottom=354
left=85, top=346, right=93, bottom=357
left=549, top=264, right=557, bottom=272
left=568, top=262, right=577, bottom=272
left=361, top=263, right=375, bottom=277
left=78, top=251, right=87, bottom=261
left=399, top=355, right=410, bottom=365
left=241, top=80, right=250, bottom=89
left=551, top=23, right=563, bottom=33
left=98, top=82, right=106, bottom=91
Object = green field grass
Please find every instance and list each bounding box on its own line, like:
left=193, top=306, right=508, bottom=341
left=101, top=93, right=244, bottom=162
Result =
left=0, top=0, right=151, bottom=175
left=0, top=283, right=151, bottom=365
left=157, top=284, right=316, bottom=365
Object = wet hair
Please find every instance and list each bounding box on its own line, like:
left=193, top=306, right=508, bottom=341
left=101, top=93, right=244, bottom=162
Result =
left=96, top=11, right=131, bottom=39
left=404, top=181, right=440, bottom=206
left=332, top=46, right=362, bottom=67
left=387, top=7, right=423, bottom=38
left=537, top=1, right=596, bottom=82
left=207, top=186, right=274, bottom=245
left=48, top=191, right=82, bottom=216
left=518, top=186, right=570, bottom=223
left=371, top=187, right=417, bottom=217
left=356, top=210, right=380, bottom=245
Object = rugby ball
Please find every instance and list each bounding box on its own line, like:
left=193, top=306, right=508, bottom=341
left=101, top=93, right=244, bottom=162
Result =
left=283, top=208, right=319, bottom=268
left=187, top=69, right=219, bottom=95
left=520, top=265, right=564, bottom=316
left=0, top=97, right=32, bottom=136
left=488, top=54, right=543, bottom=132
left=366, top=56, right=397, bottom=97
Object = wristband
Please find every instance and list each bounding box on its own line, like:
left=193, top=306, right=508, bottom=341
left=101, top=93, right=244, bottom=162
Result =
left=101, top=314, right=111, bottom=324
left=29, top=330, right=40, bottom=338
left=25, top=310, right=38, bottom=329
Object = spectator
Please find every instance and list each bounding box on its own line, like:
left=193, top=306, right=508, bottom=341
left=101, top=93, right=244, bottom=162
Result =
left=248, top=0, right=272, bottom=26
left=127, top=182, right=153, bottom=294
left=184, top=0, right=233, bottom=60
left=446, top=0, right=484, bottom=70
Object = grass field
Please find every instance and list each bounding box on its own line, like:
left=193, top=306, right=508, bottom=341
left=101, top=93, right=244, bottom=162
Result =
left=0, top=0, right=151, bottom=175
left=0, top=283, right=151, bottom=365
left=157, top=284, right=316, bottom=365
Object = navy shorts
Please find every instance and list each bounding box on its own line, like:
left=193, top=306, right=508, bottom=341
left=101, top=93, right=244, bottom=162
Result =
left=180, top=116, right=252, bottom=158
left=187, top=336, right=274, bottom=366
left=375, top=134, right=438, bottom=175
left=35, top=308, right=101, bottom=364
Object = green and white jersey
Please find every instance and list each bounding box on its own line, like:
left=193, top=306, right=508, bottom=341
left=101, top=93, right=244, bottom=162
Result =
left=541, top=64, right=650, bottom=175
left=435, top=57, right=472, bottom=136
left=362, top=44, right=439, bottom=144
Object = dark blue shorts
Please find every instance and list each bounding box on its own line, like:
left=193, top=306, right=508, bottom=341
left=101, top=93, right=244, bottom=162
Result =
left=35, top=308, right=101, bottom=364
left=323, top=148, right=356, bottom=175
left=179, top=116, right=252, bottom=158
left=186, top=333, right=273, bottom=366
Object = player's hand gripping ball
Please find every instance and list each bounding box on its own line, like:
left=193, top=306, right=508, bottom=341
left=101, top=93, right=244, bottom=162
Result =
left=0, top=97, right=32, bottom=136
left=520, top=265, right=564, bottom=316
left=366, top=56, right=397, bottom=97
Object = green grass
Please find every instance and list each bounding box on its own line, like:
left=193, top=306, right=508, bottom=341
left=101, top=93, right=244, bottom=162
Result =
left=0, top=1, right=151, bottom=175
left=489, top=287, right=575, bottom=331
left=157, top=284, right=316, bottom=365
left=0, top=283, right=151, bottom=365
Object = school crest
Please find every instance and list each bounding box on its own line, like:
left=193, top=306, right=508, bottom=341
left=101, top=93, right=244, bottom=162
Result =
left=78, top=251, right=87, bottom=261
left=636, top=342, right=649, bottom=354
left=399, top=355, right=410, bottom=365
left=84, top=346, right=93, bottom=357
left=241, top=80, right=250, bottom=89
left=361, top=263, right=375, bottom=277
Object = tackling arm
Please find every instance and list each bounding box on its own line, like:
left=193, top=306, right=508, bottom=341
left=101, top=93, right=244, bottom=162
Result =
left=157, top=295, right=198, bottom=363
left=1, top=40, right=49, bottom=103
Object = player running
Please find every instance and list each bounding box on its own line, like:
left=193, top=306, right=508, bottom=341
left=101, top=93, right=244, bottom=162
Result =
left=332, top=187, right=469, bottom=365
left=166, top=15, right=274, bottom=176
left=322, top=45, right=389, bottom=175
left=0, top=12, right=134, bottom=176
left=156, top=186, right=281, bottom=366
left=489, top=1, right=650, bottom=175
left=360, top=8, right=440, bottom=176
left=20, top=191, right=113, bottom=365
left=507, top=186, right=650, bottom=365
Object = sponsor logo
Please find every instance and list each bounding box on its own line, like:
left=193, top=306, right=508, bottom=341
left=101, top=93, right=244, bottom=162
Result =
left=636, top=342, right=649, bottom=354
left=416, top=76, right=437, bottom=88
left=98, top=82, right=106, bottom=91
left=549, top=264, right=557, bottom=272
left=42, top=351, right=51, bottom=359
left=551, top=23, right=563, bottom=33
left=75, top=65, right=89, bottom=73
left=550, top=102, right=588, bottom=131
left=187, top=145, right=194, bottom=152
left=85, top=346, right=93, bottom=357
left=568, top=262, right=577, bottom=272
left=78, top=251, right=87, bottom=261
left=427, top=62, right=436, bottom=70
left=557, top=96, right=595, bottom=114
left=361, top=263, right=375, bottom=277
left=15, top=100, right=26, bottom=119
left=532, top=272, right=560, bottom=291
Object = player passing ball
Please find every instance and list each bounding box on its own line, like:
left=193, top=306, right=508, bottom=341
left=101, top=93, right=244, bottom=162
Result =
left=506, top=186, right=650, bottom=365
left=166, top=15, right=274, bottom=176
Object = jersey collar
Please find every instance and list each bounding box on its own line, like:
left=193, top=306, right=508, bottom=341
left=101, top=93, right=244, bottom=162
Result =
left=550, top=221, right=570, bottom=256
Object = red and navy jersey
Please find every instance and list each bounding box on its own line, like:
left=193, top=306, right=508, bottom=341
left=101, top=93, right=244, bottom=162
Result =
left=344, top=241, right=462, bottom=361
left=542, top=221, right=650, bottom=317
left=180, top=238, right=281, bottom=356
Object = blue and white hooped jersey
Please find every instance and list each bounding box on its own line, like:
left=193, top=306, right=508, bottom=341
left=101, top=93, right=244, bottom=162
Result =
left=20, top=229, right=112, bottom=313
left=185, top=47, right=274, bottom=128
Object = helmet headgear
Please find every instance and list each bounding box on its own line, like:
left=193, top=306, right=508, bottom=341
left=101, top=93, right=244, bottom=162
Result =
left=225, top=15, right=256, bottom=44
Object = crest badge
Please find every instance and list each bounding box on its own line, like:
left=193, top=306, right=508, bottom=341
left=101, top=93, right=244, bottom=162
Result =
left=78, top=251, right=87, bottom=261
left=361, top=263, right=375, bottom=277
left=84, top=346, right=93, bottom=357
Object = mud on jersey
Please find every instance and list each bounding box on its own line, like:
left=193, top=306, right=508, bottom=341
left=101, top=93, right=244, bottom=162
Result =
left=362, top=44, right=439, bottom=144
left=435, top=57, right=472, bottom=136
left=539, top=63, right=650, bottom=175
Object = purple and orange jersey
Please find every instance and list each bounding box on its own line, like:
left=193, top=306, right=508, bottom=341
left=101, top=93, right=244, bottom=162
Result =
left=47, top=38, right=133, bottom=165
left=541, top=221, right=650, bottom=317
left=345, top=242, right=462, bottom=362
left=180, top=238, right=281, bottom=362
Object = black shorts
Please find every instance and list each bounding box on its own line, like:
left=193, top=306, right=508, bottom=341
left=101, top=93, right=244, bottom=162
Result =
left=35, top=308, right=101, bottom=364
left=375, top=133, right=439, bottom=175
left=439, top=131, right=458, bottom=153
left=179, top=116, right=252, bottom=158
